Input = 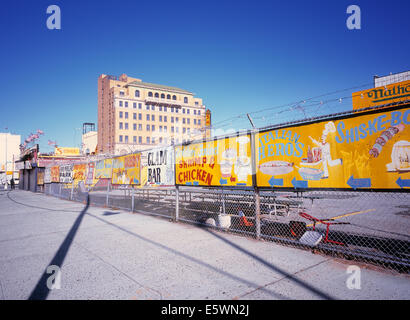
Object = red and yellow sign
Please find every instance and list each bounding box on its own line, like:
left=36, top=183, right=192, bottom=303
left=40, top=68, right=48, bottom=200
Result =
left=73, top=164, right=87, bottom=183
left=175, top=135, right=252, bottom=186
left=353, top=80, right=410, bottom=111
left=256, top=106, right=410, bottom=189
left=51, top=166, right=60, bottom=182
left=111, top=154, right=141, bottom=185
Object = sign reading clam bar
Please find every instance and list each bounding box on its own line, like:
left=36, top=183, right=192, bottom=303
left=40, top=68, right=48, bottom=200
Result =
left=141, top=146, right=175, bottom=186
left=111, top=153, right=141, bottom=185
left=59, top=164, right=73, bottom=183
left=353, top=80, right=410, bottom=110
left=175, top=135, right=252, bottom=186
left=256, top=106, right=410, bottom=190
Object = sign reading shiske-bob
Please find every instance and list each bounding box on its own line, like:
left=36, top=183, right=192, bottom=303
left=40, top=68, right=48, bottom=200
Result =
left=255, top=106, right=410, bottom=190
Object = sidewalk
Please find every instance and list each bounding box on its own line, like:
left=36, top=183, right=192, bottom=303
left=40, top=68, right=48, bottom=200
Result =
left=0, top=190, right=408, bottom=300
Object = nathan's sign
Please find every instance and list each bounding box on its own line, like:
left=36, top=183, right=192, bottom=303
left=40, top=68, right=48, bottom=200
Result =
left=353, top=80, right=410, bottom=110
left=256, top=106, right=410, bottom=190
left=175, top=134, right=252, bottom=187
left=54, top=147, right=80, bottom=156
left=141, top=147, right=174, bottom=186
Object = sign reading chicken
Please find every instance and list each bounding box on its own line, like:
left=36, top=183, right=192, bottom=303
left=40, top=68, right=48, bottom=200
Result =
left=175, top=134, right=252, bottom=187
left=256, top=105, right=410, bottom=190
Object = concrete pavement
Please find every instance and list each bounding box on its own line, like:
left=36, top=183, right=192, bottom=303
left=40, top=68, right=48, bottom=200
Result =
left=0, top=189, right=408, bottom=300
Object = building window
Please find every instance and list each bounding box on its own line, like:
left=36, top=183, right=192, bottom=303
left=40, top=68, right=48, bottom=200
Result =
left=183, top=118, right=185, bottom=124
left=164, top=116, right=167, bottom=122
left=187, top=119, right=190, bottom=124
left=151, top=105, right=155, bottom=111
left=138, top=124, right=142, bottom=130
left=194, top=110, right=197, bottom=115
left=152, top=115, right=155, bottom=121
left=176, top=127, right=179, bottom=133
left=125, top=123, right=129, bottom=130
left=195, top=101, right=199, bottom=106
left=133, top=123, right=137, bottom=130
left=146, top=114, right=150, bottom=121
left=183, top=108, right=185, bottom=114
left=139, top=136, right=142, bottom=143
left=152, top=137, right=155, bottom=144
left=125, top=101, right=128, bottom=108
left=135, top=90, right=140, bottom=97
left=159, top=126, right=163, bottom=132
left=171, top=107, right=174, bottom=113
left=171, top=117, right=174, bottom=123
left=152, top=125, right=155, bottom=131
left=119, top=122, right=123, bottom=129
left=167, top=94, right=171, bottom=99
left=119, top=135, right=123, bottom=142
left=171, top=126, right=174, bottom=133
left=119, top=101, right=123, bottom=107
left=119, top=111, right=123, bottom=118
left=133, top=136, right=137, bottom=143
left=161, top=93, right=165, bottom=99
left=133, top=113, right=136, bottom=120
left=159, top=106, right=162, bottom=111
left=175, top=108, right=179, bottom=113
left=155, top=92, right=159, bottom=98
left=159, top=115, right=162, bottom=122
left=146, top=137, right=150, bottom=144
left=133, top=102, right=136, bottom=108
left=183, top=128, right=186, bottom=133
left=148, top=92, right=153, bottom=97
left=194, top=119, right=197, bottom=125
left=159, top=137, right=163, bottom=143
left=164, top=106, right=167, bottom=112
left=198, top=119, right=201, bottom=125
left=138, top=113, right=142, bottom=120
left=175, top=117, right=179, bottom=123
left=125, top=135, right=128, bottom=143
left=120, top=91, right=124, bottom=96
left=198, top=110, right=201, bottom=115
left=146, top=105, right=150, bottom=110
left=172, top=95, right=177, bottom=100
left=184, top=97, right=188, bottom=103
left=146, top=124, right=150, bottom=131
left=164, top=126, right=167, bottom=132
left=138, top=103, right=142, bottom=109
left=125, top=112, right=128, bottom=119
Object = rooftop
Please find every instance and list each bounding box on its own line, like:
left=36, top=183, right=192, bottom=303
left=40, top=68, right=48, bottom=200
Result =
left=126, top=80, right=194, bottom=95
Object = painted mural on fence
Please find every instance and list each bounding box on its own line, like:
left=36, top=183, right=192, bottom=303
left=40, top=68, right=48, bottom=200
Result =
left=111, top=153, right=141, bottom=185
left=141, top=146, right=175, bottom=186
left=256, top=106, right=410, bottom=189
left=44, top=167, right=52, bottom=184
left=59, top=164, right=73, bottom=184
left=175, top=134, right=252, bottom=186
left=51, top=166, right=60, bottom=182
left=85, top=162, right=95, bottom=185
left=95, top=158, right=113, bottom=179
left=72, top=163, right=87, bottom=184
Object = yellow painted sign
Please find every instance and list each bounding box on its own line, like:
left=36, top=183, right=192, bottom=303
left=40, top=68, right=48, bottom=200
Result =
left=54, top=147, right=80, bottom=156
left=256, top=106, right=410, bottom=189
left=111, top=153, right=141, bottom=185
left=175, top=135, right=252, bottom=186
left=73, top=164, right=87, bottom=183
left=95, top=158, right=113, bottom=179
left=353, top=80, right=410, bottom=110
left=51, top=166, right=60, bottom=182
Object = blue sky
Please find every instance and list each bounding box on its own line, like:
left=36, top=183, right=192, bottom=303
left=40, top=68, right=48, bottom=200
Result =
left=0, top=0, right=409, bottom=152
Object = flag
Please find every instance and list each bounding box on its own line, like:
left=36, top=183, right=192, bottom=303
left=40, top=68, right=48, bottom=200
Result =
left=37, top=129, right=44, bottom=135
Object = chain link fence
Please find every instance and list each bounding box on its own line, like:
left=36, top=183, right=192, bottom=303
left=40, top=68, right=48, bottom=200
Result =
left=42, top=182, right=409, bottom=273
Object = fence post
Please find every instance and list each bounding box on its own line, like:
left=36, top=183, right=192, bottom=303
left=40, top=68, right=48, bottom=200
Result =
left=70, top=181, right=74, bottom=200
left=254, top=187, right=261, bottom=239
left=175, top=185, right=179, bottom=222
left=106, top=181, right=110, bottom=207
left=131, top=187, right=135, bottom=212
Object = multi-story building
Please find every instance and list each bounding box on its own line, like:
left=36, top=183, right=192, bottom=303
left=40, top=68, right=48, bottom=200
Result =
left=0, top=132, right=21, bottom=184
left=98, top=73, right=209, bottom=155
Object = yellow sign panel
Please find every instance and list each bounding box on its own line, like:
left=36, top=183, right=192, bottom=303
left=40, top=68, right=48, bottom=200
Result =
left=175, top=135, right=252, bottom=186
left=256, top=106, right=410, bottom=189
left=51, top=166, right=60, bottom=182
left=95, top=158, right=113, bottom=179
left=353, top=80, right=410, bottom=110
left=73, top=164, right=87, bottom=183
left=111, top=154, right=141, bottom=185
left=54, top=147, right=80, bottom=156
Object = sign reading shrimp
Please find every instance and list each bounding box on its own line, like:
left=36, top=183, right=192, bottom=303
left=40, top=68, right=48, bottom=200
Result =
left=175, top=134, right=253, bottom=187
left=256, top=105, right=410, bottom=190
left=111, top=153, right=141, bottom=185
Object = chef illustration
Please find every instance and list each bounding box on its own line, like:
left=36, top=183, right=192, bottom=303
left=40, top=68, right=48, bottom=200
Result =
left=309, top=121, right=342, bottom=179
